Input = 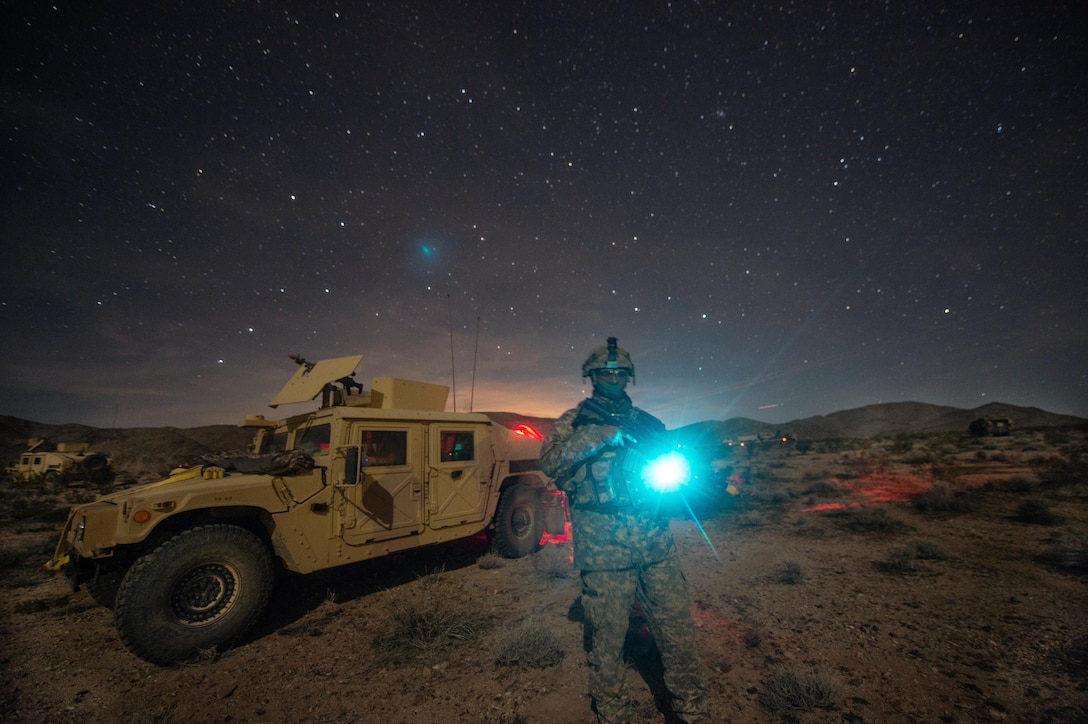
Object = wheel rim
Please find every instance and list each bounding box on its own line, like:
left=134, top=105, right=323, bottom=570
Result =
left=171, top=563, right=240, bottom=627
left=510, top=506, right=532, bottom=539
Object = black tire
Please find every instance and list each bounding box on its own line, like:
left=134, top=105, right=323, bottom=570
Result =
left=493, top=484, right=545, bottom=558
left=114, top=525, right=274, bottom=665
left=86, top=565, right=126, bottom=609
left=43, top=471, right=60, bottom=492
left=81, top=454, right=109, bottom=479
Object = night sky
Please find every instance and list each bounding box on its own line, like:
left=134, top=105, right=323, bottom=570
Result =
left=3, top=2, right=1085, bottom=430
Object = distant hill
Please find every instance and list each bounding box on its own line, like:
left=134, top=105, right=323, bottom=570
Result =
left=695, top=401, right=1086, bottom=442
left=3, top=402, right=1083, bottom=483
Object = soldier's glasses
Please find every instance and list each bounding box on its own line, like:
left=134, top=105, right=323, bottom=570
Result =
left=594, top=370, right=629, bottom=381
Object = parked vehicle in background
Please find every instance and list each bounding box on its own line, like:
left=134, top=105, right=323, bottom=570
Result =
left=5, top=439, right=113, bottom=489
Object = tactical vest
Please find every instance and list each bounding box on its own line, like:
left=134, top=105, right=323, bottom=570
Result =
left=566, top=400, right=663, bottom=512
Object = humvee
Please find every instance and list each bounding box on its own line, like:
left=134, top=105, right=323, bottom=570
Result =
left=48, top=354, right=564, bottom=665
left=6, top=439, right=113, bottom=488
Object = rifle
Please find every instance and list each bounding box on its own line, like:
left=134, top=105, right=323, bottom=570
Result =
left=575, top=397, right=691, bottom=496
left=576, top=397, right=672, bottom=452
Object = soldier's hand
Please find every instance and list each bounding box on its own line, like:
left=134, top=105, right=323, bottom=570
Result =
left=596, top=425, right=626, bottom=447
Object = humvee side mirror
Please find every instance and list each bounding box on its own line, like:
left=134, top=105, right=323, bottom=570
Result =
left=344, top=447, right=359, bottom=484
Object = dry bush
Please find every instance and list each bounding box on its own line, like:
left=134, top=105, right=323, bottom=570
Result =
left=831, top=506, right=910, bottom=534
left=875, top=548, right=920, bottom=575
left=1034, top=452, right=1088, bottom=487
left=771, top=561, right=804, bottom=585
left=1015, top=499, right=1059, bottom=525
left=1037, top=528, right=1088, bottom=574
left=802, top=480, right=841, bottom=497
left=532, top=542, right=575, bottom=579
left=911, top=485, right=978, bottom=515
left=371, top=570, right=487, bottom=665
left=0, top=536, right=55, bottom=588
left=994, top=476, right=1034, bottom=492
left=876, top=540, right=947, bottom=575
left=760, top=667, right=838, bottom=713
left=476, top=552, right=505, bottom=570
left=491, top=618, right=564, bottom=668
left=906, top=539, right=948, bottom=561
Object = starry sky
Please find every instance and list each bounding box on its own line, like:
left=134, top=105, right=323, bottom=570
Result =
left=3, top=1, right=1085, bottom=430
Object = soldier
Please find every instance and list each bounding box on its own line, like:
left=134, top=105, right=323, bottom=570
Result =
left=540, top=338, right=710, bottom=723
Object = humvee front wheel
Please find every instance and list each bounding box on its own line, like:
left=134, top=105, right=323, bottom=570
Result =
left=493, top=484, right=544, bottom=558
left=114, top=524, right=274, bottom=665
left=86, top=565, right=126, bottom=609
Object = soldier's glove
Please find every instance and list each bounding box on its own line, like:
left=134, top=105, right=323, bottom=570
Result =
left=595, top=425, right=628, bottom=448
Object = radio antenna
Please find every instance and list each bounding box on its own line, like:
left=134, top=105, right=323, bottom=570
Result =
left=469, top=316, right=480, bottom=411
left=447, top=294, right=457, bottom=412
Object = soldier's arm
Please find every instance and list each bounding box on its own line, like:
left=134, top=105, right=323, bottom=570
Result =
left=540, top=407, right=620, bottom=478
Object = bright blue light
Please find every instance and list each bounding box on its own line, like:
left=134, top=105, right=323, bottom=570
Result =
left=644, top=451, right=691, bottom=493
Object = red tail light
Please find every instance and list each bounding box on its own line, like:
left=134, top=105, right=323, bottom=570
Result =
left=512, top=423, right=544, bottom=440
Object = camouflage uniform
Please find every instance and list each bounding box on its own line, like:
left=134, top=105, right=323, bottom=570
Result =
left=542, top=384, right=710, bottom=724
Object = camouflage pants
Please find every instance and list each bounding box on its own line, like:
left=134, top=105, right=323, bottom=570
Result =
left=580, top=560, right=710, bottom=723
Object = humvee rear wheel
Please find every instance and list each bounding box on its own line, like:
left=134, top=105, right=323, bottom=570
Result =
left=114, top=525, right=274, bottom=665
left=493, top=484, right=544, bottom=558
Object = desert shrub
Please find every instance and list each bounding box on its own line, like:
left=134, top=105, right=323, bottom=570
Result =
left=13, top=594, right=71, bottom=614
left=875, top=549, right=920, bottom=574
left=476, top=552, right=505, bottom=570
left=371, top=570, right=487, bottom=665
left=0, top=537, right=54, bottom=588
left=532, top=543, right=575, bottom=579
left=928, top=460, right=962, bottom=484
left=730, top=511, right=766, bottom=529
left=911, top=485, right=978, bottom=515
left=877, top=539, right=948, bottom=574
left=491, top=619, right=563, bottom=668
left=802, top=480, right=840, bottom=497
left=1044, top=429, right=1071, bottom=446
left=888, top=435, right=916, bottom=456
left=1015, top=499, right=1059, bottom=525
left=1037, top=528, right=1088, bottom=574
left=841, top=450, right=890, bottom=477
left=906, top=539, right=948, bottom=561
left=1035, top=452, right=1088, bottom=487
left=831, top=506, right=910, bottom=534
left=771, top=561, right=803, bottom=585
left=996, top=476, right=1034, bottom=492
left=760, top=667, right=837, bottom=713
left=742, top=627, right=763, bottom=648
left=1063, top=633, right=1088, bottom=674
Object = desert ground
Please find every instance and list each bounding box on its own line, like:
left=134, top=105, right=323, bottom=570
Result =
left=2, top=426, right=1086, bottom=723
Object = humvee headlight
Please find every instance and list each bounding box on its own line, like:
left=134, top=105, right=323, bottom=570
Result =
left=75, top=516, right=86, bottom=541
left=644, top=451, right=691, bottom=493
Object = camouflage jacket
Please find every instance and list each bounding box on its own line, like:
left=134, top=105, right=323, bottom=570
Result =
left=541, top=393, right=677, bottom=570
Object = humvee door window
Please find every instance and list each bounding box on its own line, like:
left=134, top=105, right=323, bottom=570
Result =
left=261, top=431, right=288, bottom=454
left=440, top=431, right=475, bottom=462
left=296, top=423, right=331, bottom=455
left=359, top=430, right=407, bottom=467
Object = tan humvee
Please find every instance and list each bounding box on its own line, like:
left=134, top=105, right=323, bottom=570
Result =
left=49, top=354, right=563, bottom=665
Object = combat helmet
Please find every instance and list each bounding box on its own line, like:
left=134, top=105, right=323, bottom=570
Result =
left=581, top=337, right=635, bottom=383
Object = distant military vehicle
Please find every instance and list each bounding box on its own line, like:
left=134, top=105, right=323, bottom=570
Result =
left=969, top=417, right=1013, bottom=437
left=5, top=439, right=112, bottom=488
left=49, top=354, right=564, bottom=665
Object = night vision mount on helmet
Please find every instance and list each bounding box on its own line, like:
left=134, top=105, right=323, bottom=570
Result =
left=581, top=336, right=635, bottom=383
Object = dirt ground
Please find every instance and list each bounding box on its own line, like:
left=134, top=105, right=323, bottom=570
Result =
left=2, top=429, right=1086, bottom=723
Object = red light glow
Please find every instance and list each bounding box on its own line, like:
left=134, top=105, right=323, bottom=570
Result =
left=802, top=471, right=935, bottom=512
left=512, top=423, right=544, bottom=440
